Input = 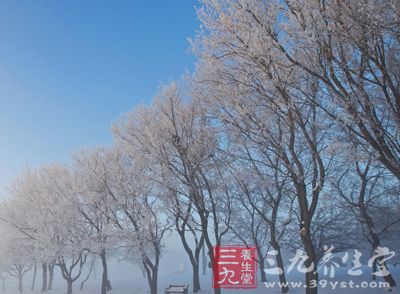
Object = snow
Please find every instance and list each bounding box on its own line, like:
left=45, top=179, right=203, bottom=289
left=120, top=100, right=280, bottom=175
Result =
left=3, top=263, right=400, bottom=294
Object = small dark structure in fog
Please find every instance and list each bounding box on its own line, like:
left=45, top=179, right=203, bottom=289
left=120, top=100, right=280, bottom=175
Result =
left=164, top=284, right=189, bottom=294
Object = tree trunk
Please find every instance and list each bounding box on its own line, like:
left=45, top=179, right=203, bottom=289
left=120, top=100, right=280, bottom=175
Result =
left=305, top=270, right=318, bottom=294
left=196, top=205, right=220, bottom=294
left=270, top=223, right=288, bottom=294
left=372, top=257, right=377, bottom=281
left=301, top=236, right=318, bottom=294
left=176, top=220, right=204, bottom=293
left=100, top=250, right=111, bottom=294
left=370, top=239, right=396, bottom=287
left=41, top=263, right=47, bottom=293
left=207, top=243, right=221, bottom=294
left=31, top=263, right=37, bottom=291
left=149, top=269, right=157, bottom=294
left=143, top=255, right=159, bottom=294
left=275, top=247, right=289, bottom=293
left=80, top=259, right=94, bottom=290
left=202, top=243, right=206, bottom=275
left=47, top=263, right=54, bottom=290
left=378, top=258, right=397, bottom=287
left=297, top=181, right=319, bottom=294
left=192, top=264, right=201, bottom=293
left=67, top=279, right=73, bottom=294
left=259, top=257, right=267, bottom=283
left=18, top=275, right=23, bottom=293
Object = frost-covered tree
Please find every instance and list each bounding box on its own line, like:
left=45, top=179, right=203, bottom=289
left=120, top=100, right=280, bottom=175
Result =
left=0, top=165, right=91, bottom=294
left=191, top=1, right=357, bottom=292
left=78, top=147, right=170, bottom=294
left=113, top=82, right=235, bottom=294
left=72, top=148, right=122, bottom=294
left=0, top=223, right=32, bottom=293
left=227, top=149, right=293, bottom=290
left=334, top=154, right=400, bottom=286
left=276, top=0, right=400, bottom=181
left=0, top=167, right=62, bottom=293
left=163, top=182, right=205, bottom=293
left=227, top=196, right=271, bottom=283
left=192, top=0, right=400, bottom=181
left=42, top=165, right=92, bottom=294
left=193, top=36, right=328, bottom=294
left=191, top=2, right=400, bottom=291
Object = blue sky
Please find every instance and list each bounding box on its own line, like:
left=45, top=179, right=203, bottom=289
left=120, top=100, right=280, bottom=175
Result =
left=0, top=0, right=199, bottom=197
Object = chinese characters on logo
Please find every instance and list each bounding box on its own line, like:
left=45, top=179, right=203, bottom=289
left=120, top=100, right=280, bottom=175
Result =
left=213, top=244, right=396, bottom=290
left=213, top=245, right=258, bottom=289
left=267, top=246, right=396, bottom=278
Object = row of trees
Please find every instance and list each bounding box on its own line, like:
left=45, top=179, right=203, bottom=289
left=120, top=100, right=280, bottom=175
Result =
left=191, top=0, right=400, bottom=292
left=0, top=1, right=399, bottom=294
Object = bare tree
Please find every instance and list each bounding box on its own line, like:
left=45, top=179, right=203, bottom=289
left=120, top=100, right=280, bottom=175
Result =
left=165, top=187, right=205, bottom=293
left=80, top=257, right=96, bottom=290
left=31, top=262, right=37, bottom=291
left=7, top=264, right=31, bottom=293
left=227, top=199, right=270, bottom=283
left=334, top=156, right=400, bottom=287
left=86, top=148, right=171, bottom=294
left=0, top=223, right=32, bottom=294
left=56, top=250, right=90, bottom=294
left=226, top=139, right=293, bottom=291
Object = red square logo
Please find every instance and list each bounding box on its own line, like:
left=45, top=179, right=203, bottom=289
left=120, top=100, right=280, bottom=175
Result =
left=212, top=245, right=258, bottom=289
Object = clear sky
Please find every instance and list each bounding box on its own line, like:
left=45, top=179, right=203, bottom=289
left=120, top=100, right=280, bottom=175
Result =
left=0, top=0, right=199, bottom=197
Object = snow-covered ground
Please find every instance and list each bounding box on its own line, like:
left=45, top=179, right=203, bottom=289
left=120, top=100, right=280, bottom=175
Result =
left=3, top=264, right=400, bottom=294
left=3, top=237, right=399, bottom=294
